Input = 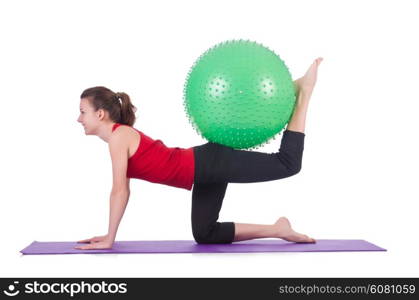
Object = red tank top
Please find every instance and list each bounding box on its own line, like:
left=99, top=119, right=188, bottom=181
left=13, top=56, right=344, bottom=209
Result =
left=112, top=123, right=195, bottom=191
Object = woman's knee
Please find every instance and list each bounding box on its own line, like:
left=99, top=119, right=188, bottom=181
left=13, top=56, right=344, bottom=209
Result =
left=191, top=222, right=234, bottom=244
left=192, top=223, right=213, bottom=244
left=192, top=229, right=213, bottom=244
left=290, top=161, right=302, bottom=175
left=274, top=152, right=302, bottom=176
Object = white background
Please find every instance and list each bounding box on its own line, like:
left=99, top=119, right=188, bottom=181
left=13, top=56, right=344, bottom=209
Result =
left=1, top=0, right=418, bottom=277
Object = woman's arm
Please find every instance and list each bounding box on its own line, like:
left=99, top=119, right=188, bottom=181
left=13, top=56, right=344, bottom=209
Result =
left=107, top=131, right=131, bottom=241
left=107, top=190, right=130, bottom=241
left=75, top=130, right=131, bottom=250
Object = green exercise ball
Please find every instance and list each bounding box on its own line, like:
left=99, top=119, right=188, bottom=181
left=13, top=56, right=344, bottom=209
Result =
left=183, top=39, right=296, bottom=149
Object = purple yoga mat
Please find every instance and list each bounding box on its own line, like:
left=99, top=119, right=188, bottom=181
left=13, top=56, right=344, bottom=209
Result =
left=20, top=239, right=386, bottom=255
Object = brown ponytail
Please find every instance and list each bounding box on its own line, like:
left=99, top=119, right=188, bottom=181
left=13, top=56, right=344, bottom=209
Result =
left=80, top=86, right=137, bottom=126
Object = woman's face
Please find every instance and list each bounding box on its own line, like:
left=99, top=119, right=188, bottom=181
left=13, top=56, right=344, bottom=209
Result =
left=77, top=98, right=101, bottom=135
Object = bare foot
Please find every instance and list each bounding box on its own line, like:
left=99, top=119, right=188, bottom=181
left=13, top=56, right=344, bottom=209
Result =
left=273, top=217, right=316, bottom=243
left=293, top=57, right=323, bottom=96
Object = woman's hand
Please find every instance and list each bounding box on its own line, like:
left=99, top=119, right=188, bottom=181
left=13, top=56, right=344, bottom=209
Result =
left=294, top=57, right=323, bottom=97
left=75, top=234, right=114, bottom=250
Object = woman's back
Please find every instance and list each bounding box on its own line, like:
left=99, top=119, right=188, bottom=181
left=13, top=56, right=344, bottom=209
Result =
left=112, top=123, right=195, bottom=191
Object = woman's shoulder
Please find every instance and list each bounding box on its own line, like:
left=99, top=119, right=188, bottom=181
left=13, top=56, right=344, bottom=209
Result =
left=112, top=123, right=141, bottom=139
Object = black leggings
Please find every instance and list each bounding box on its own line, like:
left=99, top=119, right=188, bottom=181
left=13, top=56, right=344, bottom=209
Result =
left=191, top=130, right=305, bottom=244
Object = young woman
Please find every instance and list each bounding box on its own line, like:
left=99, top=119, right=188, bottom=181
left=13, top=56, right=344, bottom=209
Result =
left=75, top=57, right=323, bottom=250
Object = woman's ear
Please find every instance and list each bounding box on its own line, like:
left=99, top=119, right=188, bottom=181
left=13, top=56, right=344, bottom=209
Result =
left=96, top=108, right=106, bottom=120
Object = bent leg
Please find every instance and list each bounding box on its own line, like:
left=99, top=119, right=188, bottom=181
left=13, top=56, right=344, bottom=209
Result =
left=191, top=182, right=235, bottom=244
left=224, top=130, right=306, bottom=183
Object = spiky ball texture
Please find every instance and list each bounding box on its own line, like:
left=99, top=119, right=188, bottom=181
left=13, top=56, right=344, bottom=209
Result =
left=183, top=40, right=296, bottom=149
